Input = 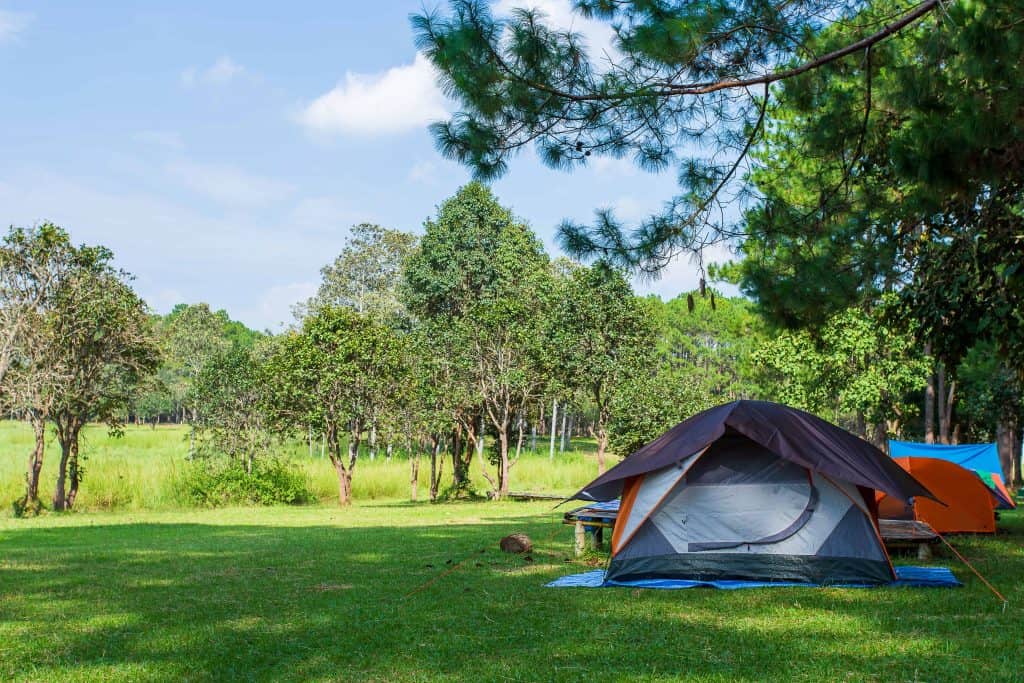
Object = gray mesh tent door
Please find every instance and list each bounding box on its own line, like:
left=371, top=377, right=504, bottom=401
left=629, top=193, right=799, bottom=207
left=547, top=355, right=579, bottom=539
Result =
left=572, top=402, right=934, bottom=586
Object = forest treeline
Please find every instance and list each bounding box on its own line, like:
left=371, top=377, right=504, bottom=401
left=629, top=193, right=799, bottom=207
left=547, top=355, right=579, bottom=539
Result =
left=3, top=181, right=1021, bottom=513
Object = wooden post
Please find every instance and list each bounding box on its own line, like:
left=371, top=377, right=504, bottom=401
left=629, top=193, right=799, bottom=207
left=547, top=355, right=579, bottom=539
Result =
left=574, top=520, right=586, bottom=557
left=917, top=543, right=933, bottom=560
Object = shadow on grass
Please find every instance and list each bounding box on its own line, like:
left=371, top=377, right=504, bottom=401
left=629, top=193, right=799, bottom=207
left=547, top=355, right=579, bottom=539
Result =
left=1, top=511, right=1022, bottom=682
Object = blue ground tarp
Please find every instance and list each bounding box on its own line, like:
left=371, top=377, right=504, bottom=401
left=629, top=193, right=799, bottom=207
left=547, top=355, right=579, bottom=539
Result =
left=889, top=440, right=1002, bottom=476
left=546, top=565, right=961, bottom=590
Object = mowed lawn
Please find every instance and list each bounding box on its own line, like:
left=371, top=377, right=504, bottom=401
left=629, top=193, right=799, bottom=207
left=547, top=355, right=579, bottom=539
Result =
left=1, top=502, right=1022, bottom=682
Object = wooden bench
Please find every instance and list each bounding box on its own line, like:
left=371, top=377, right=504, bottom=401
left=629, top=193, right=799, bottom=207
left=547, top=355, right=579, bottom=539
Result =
left=563, top=503, right=619, bottom=556
left=878, top=519, right=941, bottom=559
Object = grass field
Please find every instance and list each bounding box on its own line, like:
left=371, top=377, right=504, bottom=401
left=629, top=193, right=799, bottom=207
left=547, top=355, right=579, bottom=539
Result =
left=2, top=420, right=1022, bottom=681
left=0, top=421, right=608, bottom=513
left=1, top=502, right=1022, bottom=682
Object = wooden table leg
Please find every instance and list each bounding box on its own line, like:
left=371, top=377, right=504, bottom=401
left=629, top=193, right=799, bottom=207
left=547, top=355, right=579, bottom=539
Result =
left=574, top=520, right=586, bottom=557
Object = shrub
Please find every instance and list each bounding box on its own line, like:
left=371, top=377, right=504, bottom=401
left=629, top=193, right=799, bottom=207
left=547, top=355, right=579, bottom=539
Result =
left=178, top=457, right=312, bottom=507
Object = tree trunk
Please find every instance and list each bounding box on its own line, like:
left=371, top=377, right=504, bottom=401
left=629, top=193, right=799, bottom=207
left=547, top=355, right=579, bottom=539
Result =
left=924, top=345, right=935, bottom=443
left=53, top=439, right=71, bottom=511
left=936, top=363, right=949, bottom=444
left=430, top=435, right=442, bottom=501
left=496, top=429, right=510, bottom=499
left=369, top=422, right=377, bottom=461
left=996, top=417, right=1019, bottom=485
left=596, top=409, right=609, bottom=475
left=530, top=420, right=537, bottom=452
left=410, top=448, right=420, bottom=502
left=25, top=413, right=45, bottom=504
left=67, top=434, right=82, bottom=510
left=513, top=413, right=524, bottom=464
left=334, top=461, right=353, bottom=506
left=451, top=426, right=470, bottom=492
left=871, top=422, right=888, bottom=453
left=559, top=409, right=568, bottom=454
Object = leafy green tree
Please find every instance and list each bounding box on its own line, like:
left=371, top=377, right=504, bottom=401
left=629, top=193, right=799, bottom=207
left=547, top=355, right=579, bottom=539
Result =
left=267, top=307, right=407, bottom=505
left=954, top=342, right=1023, bottom=484
left=413, top=0, right=942, bottom=269
left=298, top=223, right=418, bottom=321
left=752, top=300, right=929, bottom=445
left=191, top=342, right=275, bottom=475
left=654, top=289, right=767, bottom=400
left=727, top=0, right=1023, bottom=372
left=403, top=182, right=555, bottom=498
left=1, top=224, right=77, bottom=512
left=160, top=303, right=233, bottom=454
left=1, top=225, right=151, bottom=514
left=605, top=289, right=765, bottom=455
left=554, top=262, right=657, bottom=473
left=47, top=259, right=160, bottom=510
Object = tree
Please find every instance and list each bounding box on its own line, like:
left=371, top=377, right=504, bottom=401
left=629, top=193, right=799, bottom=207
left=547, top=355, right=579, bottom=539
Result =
left=554, top=262, right=657, bottom=473
left=752, top=300, right=929, bottom=446
left=0, top=224, right=71, bottom=392
left=412, top=0, right=942, bottom=270
left=47, top=255, right=160, bottom=510
left=161, top=304, right=233, bottom=453
left=604, top=289, right=765, bottom=455
left=726, top=0, right=1023, bottom=374
left=191, top=342, right=274, bottom=475
left=268, top=307, right=406, bottom=505
left=402, top=182, right=555, bottom=498
left=298, top=223, right=418, bottom=321
left=1, top=225, right=132, bottom=514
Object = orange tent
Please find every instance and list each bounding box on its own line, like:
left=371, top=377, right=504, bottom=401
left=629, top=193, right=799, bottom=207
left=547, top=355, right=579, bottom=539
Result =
left=877, top=457, right=996, bottom=534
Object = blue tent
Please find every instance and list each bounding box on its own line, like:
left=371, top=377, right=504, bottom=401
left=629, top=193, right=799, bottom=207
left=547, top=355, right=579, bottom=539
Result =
left=888, top=440, right=1002, bottom=477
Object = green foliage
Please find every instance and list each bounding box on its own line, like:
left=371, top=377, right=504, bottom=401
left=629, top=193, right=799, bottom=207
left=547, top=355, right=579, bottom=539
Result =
left=177, top=456, right=311, bottom=507
left=402, top=182, right=557, bottom=495
left=267, top=306, right=408, bottom=503
left=732, top=0, right=1024, bottom=378
left=299, top=223, right=417, bottom=322
left=753, top=300, right=929, bottom=429
left=412, top=0, right=944, bottom=269
left=190, top=342, right=275, bottom=472
left=955, top=341, right=1024, bottom=441
left=606, top=290, right=767, bottom=455
left=553, top=261, right=659, bottom=464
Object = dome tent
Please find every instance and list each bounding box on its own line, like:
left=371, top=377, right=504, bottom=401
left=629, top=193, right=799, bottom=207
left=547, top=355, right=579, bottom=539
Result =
left=878, top=457, right=997, bottom=534
left=889, top=440, right=1015, bottom=510
left=572, top=401, right=935, bottom=585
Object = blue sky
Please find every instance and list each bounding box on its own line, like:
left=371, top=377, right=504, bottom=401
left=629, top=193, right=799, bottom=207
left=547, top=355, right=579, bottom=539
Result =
left=1, top=1, right=730, bottom=330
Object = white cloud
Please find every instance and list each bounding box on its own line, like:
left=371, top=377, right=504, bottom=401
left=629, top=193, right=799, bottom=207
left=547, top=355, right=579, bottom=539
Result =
left=166, top=160, right=294, bottom=208
left=0, top=10, right=30, bottom=43
left=590, top=155, right=638, bottom=177
left=181, top=56, right=245, bottom=87
left=494, top=0, right=617, bottom=58
left=296, top=52, right=448, bottom=136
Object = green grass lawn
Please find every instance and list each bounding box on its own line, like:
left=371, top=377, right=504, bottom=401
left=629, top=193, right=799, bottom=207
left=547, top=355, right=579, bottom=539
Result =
left=2, top=502, right=1022, bottom=682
